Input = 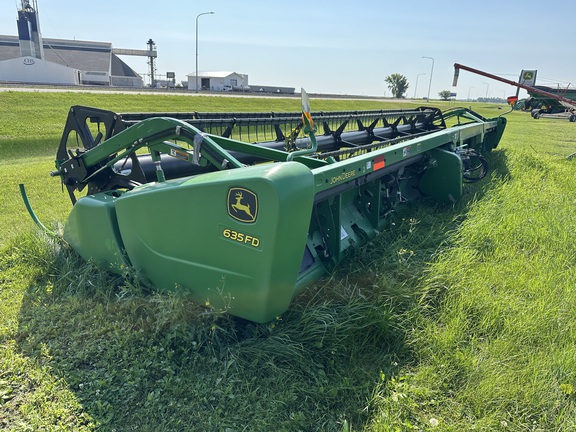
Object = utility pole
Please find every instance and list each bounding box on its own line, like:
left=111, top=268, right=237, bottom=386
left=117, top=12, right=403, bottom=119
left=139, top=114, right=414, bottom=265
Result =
left=195, top=12, right=215, bottom=92
left=422, top=56, right=434, bottom=102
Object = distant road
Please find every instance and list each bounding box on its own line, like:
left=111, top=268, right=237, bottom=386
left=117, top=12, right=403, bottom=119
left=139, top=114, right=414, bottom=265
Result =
left=0, top=83, right=407, bottom=102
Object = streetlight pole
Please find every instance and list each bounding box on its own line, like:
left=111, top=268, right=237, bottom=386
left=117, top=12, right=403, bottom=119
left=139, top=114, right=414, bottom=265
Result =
left=414, top=73, right=425, bottom=99
left=422, top=56, right=434, bottom=102
left=483, top=82, right=489, bottom=99
left=467, top=87, right=474, bottom=101
left=195, top=11, right=215, bottom=93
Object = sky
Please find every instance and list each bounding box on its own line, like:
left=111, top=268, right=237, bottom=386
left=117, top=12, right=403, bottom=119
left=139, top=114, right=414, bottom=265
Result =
left=1, top=0, right=575, bottom=100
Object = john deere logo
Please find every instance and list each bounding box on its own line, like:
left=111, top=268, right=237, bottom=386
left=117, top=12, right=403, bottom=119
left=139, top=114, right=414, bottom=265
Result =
left=227, top=187, right=258, bottom=223
left=523, top=71, right=534, bottom=80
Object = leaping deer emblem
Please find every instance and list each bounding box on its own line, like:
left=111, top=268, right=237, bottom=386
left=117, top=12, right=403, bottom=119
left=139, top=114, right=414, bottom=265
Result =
left=231, top=191, right=254, bottom=219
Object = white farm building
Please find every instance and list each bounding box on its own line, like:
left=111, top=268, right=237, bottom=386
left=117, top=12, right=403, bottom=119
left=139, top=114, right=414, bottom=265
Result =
left=187, top=71, right=249, bottom=92
left=186, top=70, right=295, bottom=94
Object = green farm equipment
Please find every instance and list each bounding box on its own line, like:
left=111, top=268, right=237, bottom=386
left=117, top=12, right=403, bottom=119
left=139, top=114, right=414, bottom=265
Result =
left=35, top=91, right=507, bottom=323
left=453, top=63, right=576, bottom=122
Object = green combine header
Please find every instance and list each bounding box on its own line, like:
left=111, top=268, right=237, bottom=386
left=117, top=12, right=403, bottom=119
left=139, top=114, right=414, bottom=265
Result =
left=36, top=92, right=507, bottom=323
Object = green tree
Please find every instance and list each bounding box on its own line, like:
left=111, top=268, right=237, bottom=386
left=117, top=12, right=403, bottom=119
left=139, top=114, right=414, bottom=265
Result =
left=385, top=73, right=409, bottom=98
left=439, top=90, right=452, bottom=101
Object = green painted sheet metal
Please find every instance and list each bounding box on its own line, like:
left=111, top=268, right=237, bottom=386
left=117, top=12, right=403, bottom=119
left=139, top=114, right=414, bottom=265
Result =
left=113, top=162, right=315, bottom=323
left=64, top=191, right=127, bottom=271
left=418, top=148, right=463, bottom=202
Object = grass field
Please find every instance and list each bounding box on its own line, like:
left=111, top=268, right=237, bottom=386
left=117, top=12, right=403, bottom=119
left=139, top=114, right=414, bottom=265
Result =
left=1, top=90, right=576, bottom=431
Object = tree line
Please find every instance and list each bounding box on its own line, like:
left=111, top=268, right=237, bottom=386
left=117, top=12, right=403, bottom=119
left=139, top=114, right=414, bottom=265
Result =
left=385, top=73, right=453, bottom=100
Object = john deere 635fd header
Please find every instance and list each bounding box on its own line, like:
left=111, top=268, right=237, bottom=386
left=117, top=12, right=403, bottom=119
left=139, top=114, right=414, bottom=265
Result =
left=33, top=91, right=506, bottom=323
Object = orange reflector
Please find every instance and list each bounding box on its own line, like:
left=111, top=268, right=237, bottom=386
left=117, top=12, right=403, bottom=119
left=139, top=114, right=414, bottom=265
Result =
left=374, top=156, right=385, bottom=170
left=507, top=96, right=518, bottom=105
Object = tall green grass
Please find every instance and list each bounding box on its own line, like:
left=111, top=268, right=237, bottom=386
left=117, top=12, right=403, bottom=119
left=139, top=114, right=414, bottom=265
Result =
left=2, top=91, right=576, bottom=430
left=366, top=117, right=576, bottom=431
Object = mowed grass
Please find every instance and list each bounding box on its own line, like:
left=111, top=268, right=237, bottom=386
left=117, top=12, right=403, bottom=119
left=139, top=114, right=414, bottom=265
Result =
left=2, top=90, right=576, bottom=431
